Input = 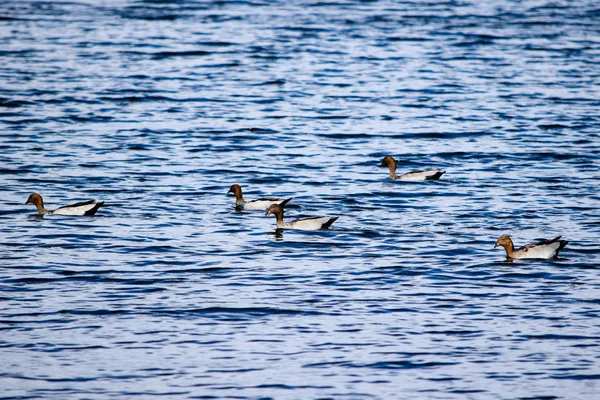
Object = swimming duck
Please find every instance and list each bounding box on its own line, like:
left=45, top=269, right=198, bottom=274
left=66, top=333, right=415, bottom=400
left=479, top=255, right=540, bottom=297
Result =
left=265, top=204, right=338, bottom=230
left=228, top=184, right=292, bottom=211
left=380, top=156, right=445, bottom=181
left=25, top=193, right=104, bottom=216
left=494, top=235, right=568, bottom=259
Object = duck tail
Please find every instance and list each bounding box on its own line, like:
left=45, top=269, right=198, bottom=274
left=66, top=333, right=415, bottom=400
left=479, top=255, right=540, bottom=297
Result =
left=279, top=198, right=293, bottom=208
left=558, top=240, right=569, bottom=252
left=426, top=170, right=446, bottom=180
left=322, top=216, right=339, bottom=229
left=85, top=202, right=104, bottom=216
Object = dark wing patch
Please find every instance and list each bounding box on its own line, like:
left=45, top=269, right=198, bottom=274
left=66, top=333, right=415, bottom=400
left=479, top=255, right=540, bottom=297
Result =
left=252, top=198, right=284, bottom=202
left=56, top=200, right=96, bottom=210
left=534, top=236, right=562, bottom=246
left=295, top=216, right=326, bottom=222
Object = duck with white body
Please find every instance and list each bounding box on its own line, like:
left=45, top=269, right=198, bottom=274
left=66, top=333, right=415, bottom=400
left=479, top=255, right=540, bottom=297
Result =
left=265, top=204, right=338, bottom=231
left=380, top=155, right=445, bottom=181
left=25, top=193, right=104, bottom=216
left=228, top=184, right=292, bottom=211
left=494, top=235, right=568, bottom=259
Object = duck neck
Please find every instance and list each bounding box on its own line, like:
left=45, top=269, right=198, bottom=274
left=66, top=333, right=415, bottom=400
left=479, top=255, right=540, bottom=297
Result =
left=274, top=210, right=284, bottom=225
left=388, top=160, right=397, bottom=179
left=234, top=190, right=245, bottom=206
left=34, top=200, right=47, bottom=214
left=503, top=240, right=515, bottom=258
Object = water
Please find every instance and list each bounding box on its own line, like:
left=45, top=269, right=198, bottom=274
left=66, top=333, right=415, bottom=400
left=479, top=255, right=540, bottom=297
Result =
left=1, top=1, right=600, bottom=398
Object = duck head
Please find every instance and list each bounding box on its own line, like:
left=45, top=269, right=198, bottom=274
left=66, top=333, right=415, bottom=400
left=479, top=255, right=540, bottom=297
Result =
left=25, top=193, right=45, bottom=213
left=380, top=156, right=397, bottom=178
left=265, top=204, right=284, bottom=222
left=228, top=184, right=243, bottom=199
left=495, top=235, right=514, bottom=252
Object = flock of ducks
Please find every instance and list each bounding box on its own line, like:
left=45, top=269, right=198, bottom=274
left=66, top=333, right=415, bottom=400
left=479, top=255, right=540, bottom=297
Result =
left=24, top=156, right=569, bottom=260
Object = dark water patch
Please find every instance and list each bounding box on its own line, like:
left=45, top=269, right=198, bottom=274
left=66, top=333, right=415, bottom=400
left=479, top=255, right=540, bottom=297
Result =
left=313, top=132, right=372, bottom=139
left=389, top=131, right=492, bottom=140
left=362, top=361, right=460, bottom=370
left=0, top=50, right=40, bottom=57
left=3, top=276, right=177, bottom=286
left=0, top=168, right=34, bottom=174
left=150, top=307, right=325, bottom=317
left=538, top=124, right=570, bottom=130
left=238, top=127, right=279, bottom=134
left=120, top=50, right=220, bottom=59
left=2, top=374, right=100, bottom=383
left=254, top=79, right=286, bottom=86
left=98, top=95, right=180, bottom=103
left=123, top=13, right=181, bottom=21
left=0, top=16, right=27, bottom=21
left=58, top=309, right=131, bottom=316
left=448, top=389, right=488, bottom=394
left=387, top=36, right=431, bottom=42
left=162, top=267, right=236, bottom=274
left=195, top=41, right=237, bottom=47
left=519, top=334, right=599, bottom=341
left=0, top=98, right=36, bottom=107
left=58, top=115, right=115, bottom=123
left=549, top=373, right=600, bottom=380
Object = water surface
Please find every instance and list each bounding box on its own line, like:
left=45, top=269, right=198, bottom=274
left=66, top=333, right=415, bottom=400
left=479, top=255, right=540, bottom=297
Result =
left=1, top=1, right=600, bottom=399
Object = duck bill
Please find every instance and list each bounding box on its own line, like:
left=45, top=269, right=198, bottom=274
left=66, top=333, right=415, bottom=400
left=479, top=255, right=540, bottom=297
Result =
left=265, top=211, right=271, bottom=216
left=494, top=243, right=499, bottom=248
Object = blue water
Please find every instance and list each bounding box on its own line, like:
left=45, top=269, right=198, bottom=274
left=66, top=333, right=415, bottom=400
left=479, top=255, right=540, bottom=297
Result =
left=1, top=1, right=600, bottom=398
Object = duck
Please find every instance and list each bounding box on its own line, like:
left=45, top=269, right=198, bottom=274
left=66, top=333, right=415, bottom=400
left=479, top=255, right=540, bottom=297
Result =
left=25, top=193, right=104, bottom=216
left=380, top=155, right=445, bottom=181
left=494, top=235, right=569, bottom=259
left=265, top=204, right=338, bottom=231
left=228, top=184, right=292, bottom=211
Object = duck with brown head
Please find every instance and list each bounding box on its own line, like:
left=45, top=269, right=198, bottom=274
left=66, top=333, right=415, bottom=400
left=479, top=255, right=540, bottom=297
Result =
left=228, top=184, right=292, bottom=211
left=495, top=235, right=568, bottom=259
left=265, top=204, right=338, bottom=231
left=25, top=193, right=104, bottom=216
left=380, top=155, right=445, bottom=181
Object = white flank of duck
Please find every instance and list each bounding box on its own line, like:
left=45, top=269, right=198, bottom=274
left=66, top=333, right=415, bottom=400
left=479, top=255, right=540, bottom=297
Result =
left=228, top=184, right=292, bottom=211
left=495, top=235, right=569, bottom=259
left=25, top=193, right=104, bottom=216
left=380, top=155, right=445, bottom=181
left=265, top=204, right=338, bottom=231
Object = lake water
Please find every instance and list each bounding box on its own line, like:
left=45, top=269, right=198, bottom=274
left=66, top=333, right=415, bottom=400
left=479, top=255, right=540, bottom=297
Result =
left=1, top=1, right=600, bottom=399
